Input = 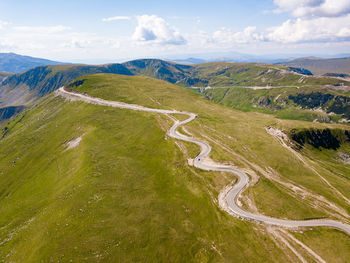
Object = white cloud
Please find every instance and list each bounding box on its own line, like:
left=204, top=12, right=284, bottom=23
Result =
left=62, top=38, right=92, bottom=49
left=0, top=21, right=9, bottom=29
left=102, top=16, right=131, bottom=22
left=268, top=14, right=350, bottom=43
left=132, top=15, right=186, bottom=45
left=212, top=27, right=264, bottom=44
left=274, top=0, right=350, bottom=17
left=14, top=25, right=71, bottom=34
left=267, top=0, right=350, bottom=43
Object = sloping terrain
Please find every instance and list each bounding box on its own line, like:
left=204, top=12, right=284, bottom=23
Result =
left=0, top=64, right=132, bottom=109
left=194, top=85, right=350, bottom=123
left=0, top=105, right=25, bottom=124
left=277, top=57, right=350, bottom=76
left=1, top=59, right=349, bottom=123
left=1, top=74, right=349, bottom=262
left=122, top=59, right=192, bottom=83
left=0, top=72, right=13, bottom=84
left=0, top=52, right=62, bottom=73
left=183, top=62, right=350, bottom=87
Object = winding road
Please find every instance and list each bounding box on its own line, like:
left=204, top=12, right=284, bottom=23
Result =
left=56, top=87, right=350, bottom=236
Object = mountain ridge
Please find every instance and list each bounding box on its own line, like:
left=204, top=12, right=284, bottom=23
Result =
left=0, top=52, right=63, bottom=73
left=1, top=58, right=349, bottom=122
left=277, top=57, right=350, bottom=75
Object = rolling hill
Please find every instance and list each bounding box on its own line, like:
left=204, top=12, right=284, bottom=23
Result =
left=122, top=59, right=192, bottom=83
left=277, top=57, right=350, bottom=76
left=193, top=85, right=350, bottom=123
left=0, top=52, right=63, bottom=73
left=0, top=64, right=132, bottom=108
left=1, top=59, right=349, bottom=123
left=1, top=73, right=350, bottom=262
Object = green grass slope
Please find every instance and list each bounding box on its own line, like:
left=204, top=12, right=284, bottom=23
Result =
left=1, top=59, right=348, bottom=112
left=0, top=74, right=285, bottom=262
left=122, top=59, right=192, bottom=84
left=193, top=85, right=350, bottom=122
left=183, top=62, right=350, bottom=87
left=1, top=74, right=350, bottom=262
left=0, top=64, right=132, bottom=108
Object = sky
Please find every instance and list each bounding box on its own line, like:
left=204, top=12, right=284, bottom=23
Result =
left=0, top=0, right=350, bottom=63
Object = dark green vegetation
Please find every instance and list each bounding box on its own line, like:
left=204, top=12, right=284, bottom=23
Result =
left=0, top=52, right=62, bottom=73
left=288, top=67, right=313, bottom=76
left=194, top=85, right=350, bottom=122
left=289, top=128, right=350, bottom=150
left=289, top=92, right=350, bottom=119
left=0, top=72, right=12, bottom=84
left=324, top=73, right=349, bottom=78
left=0, top=105, right=25, bottom=123
left=1, top=74, right=350, bottom=262
left=277, top=57, right=350, bottom=75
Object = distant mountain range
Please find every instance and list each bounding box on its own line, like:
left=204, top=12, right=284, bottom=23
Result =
left=276, top=57, right=350, bottom=76
left=0, top=52, right=63, bottom=73
left=168, top=52, right=350, bottom=76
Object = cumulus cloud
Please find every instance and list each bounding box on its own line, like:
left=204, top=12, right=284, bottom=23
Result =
left=212, top=27, right=264, bottom=44
left=268, top=15, right=350, bottom=43
left=132, top=15, right=186, bottom=45
left=274, top=0, right=350, bottom=17
left=102, top=16, right=130, bottom=22
left=62, top=39, right=92, bottom=49
left=268, top=0, right=350, bottom=44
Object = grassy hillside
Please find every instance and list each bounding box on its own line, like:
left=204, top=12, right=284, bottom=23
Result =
left=1, top=74, right=349, bottom=262
left=122, top=59, right=192, bottom=83
left=193, top=85, right=350, bottom=123
left=1, top=59, right=349, bottom=115
left=0, top=64, right=132, bottom=108
left=0, top=74, right=285, bottom=262
left=182, top=62, right=350, bottom=87
left=277, top=57, right=350, bottom=75
left=3, top=59, right=349, bottom=106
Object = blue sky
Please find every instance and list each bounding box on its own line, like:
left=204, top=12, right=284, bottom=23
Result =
left=0, top=0, right=349, bottom=63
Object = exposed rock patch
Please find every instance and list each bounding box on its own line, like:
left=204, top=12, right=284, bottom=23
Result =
left=65, top=135, right=83, bottom=150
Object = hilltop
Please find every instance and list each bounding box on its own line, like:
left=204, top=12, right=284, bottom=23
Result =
left=122, top=59, right=192, bottom=83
